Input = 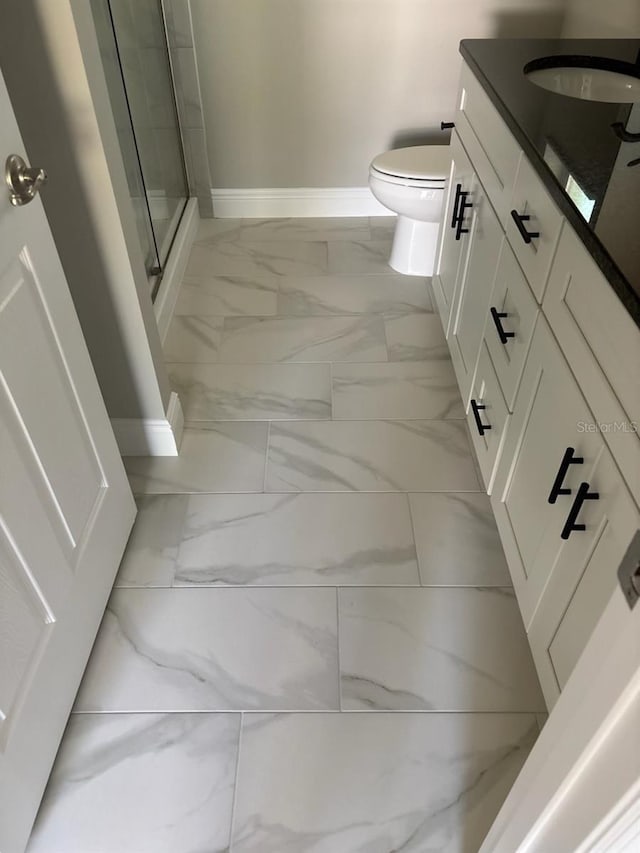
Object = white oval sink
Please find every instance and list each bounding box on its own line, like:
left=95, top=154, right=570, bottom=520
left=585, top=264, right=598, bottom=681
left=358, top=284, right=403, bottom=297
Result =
left=524, top=56, right=640, bottom=103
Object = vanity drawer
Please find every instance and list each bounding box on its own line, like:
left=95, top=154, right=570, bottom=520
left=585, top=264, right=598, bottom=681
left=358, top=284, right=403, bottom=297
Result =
left=467, top=343, right=510, bottom=494
left=457, top=63, right=521, bottom=226
left=485, top=240, right=540, bottom=411
left=506, top=156, right=563, bottom=302
left=543, top=226, right=640, bottom=506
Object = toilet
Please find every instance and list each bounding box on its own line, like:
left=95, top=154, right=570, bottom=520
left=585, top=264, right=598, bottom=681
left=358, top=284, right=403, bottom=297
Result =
left=369, top=145, right=451, bottom=276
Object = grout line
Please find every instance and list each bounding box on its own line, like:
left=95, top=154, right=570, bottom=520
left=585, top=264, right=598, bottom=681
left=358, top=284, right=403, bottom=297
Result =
left=111, top=583, right=514, bottom=591
left=328, top=361, right=334, bottom=420
left=335, top=588, right=342, bottom=712
left=68, top=708, right=545, bottom=716
left=227, top=712, right=244, bottom=852
left=262, top=421, right=272, bottom=493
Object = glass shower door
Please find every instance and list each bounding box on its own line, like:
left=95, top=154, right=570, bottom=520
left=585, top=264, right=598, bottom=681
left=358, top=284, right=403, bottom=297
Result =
left=91, top=0, right=189, bottom=294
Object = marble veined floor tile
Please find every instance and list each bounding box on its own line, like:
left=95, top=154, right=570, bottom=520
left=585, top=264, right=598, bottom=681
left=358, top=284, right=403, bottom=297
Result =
left=168, top=362, right=331, bottom=420
left=185, top=240, right=328, bottom=278
left=332, top=361, right=464, bottom=420
left=114, top=495, right=188, bottom=588
left=239, top=217, right=371, bottom=243
left=339, top=587, right=545, bottom=711
left=409, top=493, right=511, bottom=586
left=175, top=275, right=278, bottom=316
left=277, top=273, right=433, bottom=315
left=74, top=588, right=339, bottom=712
left=266, top=420, right=480, bottom=492
left=218, top=315, right=388, bottom=363
left=327, top=240, right=393, bottom=274
left=230, top=712, right=538, bottom=853
left=369, top=215, right=397, bottom=241
left=195, top=217, right=244, bottom=244
left=124, top=423, right=268, bottom=494
left=173, top=493, right=419, bottom=586
left=163, top=315, right=223, bottom=363
left=27, top=713, right=239, bottom=853
left=384, top=312, right=450, bottom=361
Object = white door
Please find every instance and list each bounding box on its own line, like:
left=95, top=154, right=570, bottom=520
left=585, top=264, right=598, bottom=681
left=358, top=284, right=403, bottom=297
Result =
left=0, top=72, right=136, bottom=853
left=480, top=540, right=640, bottom=852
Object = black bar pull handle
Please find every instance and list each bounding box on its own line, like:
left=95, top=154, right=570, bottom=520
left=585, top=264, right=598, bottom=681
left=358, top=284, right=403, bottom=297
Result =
left=451, top=183, right=463, bottom=229
left=548, top=446, right=584, bottom=504
left=490, top=307, right=515, bottom=345
left=441, top=121, right=455, bottom=130
left=510, top=209, right=540, bottom=245
left=560, top=482, right=599, bottom=540
left=455, top=195, right=472, bottom=241
left=470, top=399, right=491, bottom=436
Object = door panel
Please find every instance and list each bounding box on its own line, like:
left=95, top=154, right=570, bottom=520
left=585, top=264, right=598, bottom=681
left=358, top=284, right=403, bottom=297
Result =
left=448, top=174, right=504, bottom=407
left=0, top=254, right=105, bottom=554
left=529, top=448, right=640, bottom=704
left=433, top=131, right=474, bottom=335
left=491, top=318, right=603, bottom=625
left=0, top=70, right=135, bottom=853
left=0, top=526, right=52, bottom=748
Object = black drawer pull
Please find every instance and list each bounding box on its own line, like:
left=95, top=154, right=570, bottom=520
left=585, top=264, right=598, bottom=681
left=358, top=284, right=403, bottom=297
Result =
left=451, top=183, right=464, bottom=229
left=490, top=307, right=515, bottom=345
left=455, top=195, right=472, bottom=240
left=548, top=446, right=584, bottom=504
left=510, top=209, right=540, bottom=245
left=440, top=121, right=455, bottom=130
left=560, top=482, right=599, bottom=540
left=470, top=399, right=491, bottom=436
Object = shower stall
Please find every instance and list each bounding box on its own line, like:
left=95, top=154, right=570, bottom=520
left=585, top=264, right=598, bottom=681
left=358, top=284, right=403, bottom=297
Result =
left=91, top=0, right=189, bottom=298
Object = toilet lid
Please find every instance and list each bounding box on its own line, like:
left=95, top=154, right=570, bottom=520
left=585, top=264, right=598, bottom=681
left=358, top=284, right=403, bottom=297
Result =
left=371, top=145, right=450, bottom=181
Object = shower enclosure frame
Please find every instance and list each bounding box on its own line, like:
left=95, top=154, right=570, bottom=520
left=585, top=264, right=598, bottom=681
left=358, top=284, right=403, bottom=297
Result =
left=95, top=0, right=191, bottom=301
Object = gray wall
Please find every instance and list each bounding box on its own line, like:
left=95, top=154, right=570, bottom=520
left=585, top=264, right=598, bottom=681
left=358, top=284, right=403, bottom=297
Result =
left=190, top=0, right=568, bottom=189
left=562, top=0, right=640, bottom=36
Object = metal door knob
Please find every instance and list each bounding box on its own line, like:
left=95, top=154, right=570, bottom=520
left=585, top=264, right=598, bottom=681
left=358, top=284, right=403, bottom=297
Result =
left=5, top=154, right=48, bottom=206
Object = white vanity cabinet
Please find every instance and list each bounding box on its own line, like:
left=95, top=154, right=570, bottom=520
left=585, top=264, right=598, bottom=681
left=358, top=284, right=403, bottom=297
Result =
left=447, top=169, right=503, bottom=408
left=467, top=341, right=509, bottom=492
left=433, top=131, right=475, bottom=336
left=484, top=240, right=539, bottom=411
left=492, top=317, right=639, bottom=704
left=543, top=226, right=640, bottom=507
left=505, top=156, right=563, bottom=302
left=528, top=442, right=640, bottom=701
left=435, top=59, right=640, bottom=710
left=491, top=320, right=614, bottom=613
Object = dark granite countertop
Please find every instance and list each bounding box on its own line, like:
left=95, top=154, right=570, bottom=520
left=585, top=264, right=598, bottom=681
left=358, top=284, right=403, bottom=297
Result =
left=460, top=38, right=640, bottom=327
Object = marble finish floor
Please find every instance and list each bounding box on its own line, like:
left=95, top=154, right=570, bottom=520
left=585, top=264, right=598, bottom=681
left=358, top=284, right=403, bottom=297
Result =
left=29, top=217, right=543, bottom=853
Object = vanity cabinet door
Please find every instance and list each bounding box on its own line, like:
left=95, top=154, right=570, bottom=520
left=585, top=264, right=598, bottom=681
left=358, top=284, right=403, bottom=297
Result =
left=485, top=240, right=539, bottom=411
left=543, top=226, right=640, bottom=507
left=506, top=156, right=563, bottom=302
left=433, top=131, right=475, bottom=336
left=448, top=173, right=504, bottom=407
left=491, top=316, right=604, bottom=627
left=467, top=342, right=510, bottom=493
left=528, top=448, right=640, bottom=707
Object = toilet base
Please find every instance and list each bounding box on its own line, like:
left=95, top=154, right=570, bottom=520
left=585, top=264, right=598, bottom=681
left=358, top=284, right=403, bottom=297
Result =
left=388, top=216, right=439, bottom=277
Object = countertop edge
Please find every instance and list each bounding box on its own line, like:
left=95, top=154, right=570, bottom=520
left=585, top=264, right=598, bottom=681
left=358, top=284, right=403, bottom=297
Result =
left=459, top=40, right=640, bottom=328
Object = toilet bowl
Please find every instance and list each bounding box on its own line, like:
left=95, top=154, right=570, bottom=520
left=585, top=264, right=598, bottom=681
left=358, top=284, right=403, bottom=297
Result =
left=369, top=145, right=451, bottom=276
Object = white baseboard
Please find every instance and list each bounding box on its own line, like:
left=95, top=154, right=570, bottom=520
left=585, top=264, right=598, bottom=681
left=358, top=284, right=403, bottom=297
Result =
left=210, top=187, right=392, bottom=218
left=112, top=392, right=184, bottom=456
left=154, top=198, right=199, bottom=344
left=146, top=190, right=171, bottom=220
